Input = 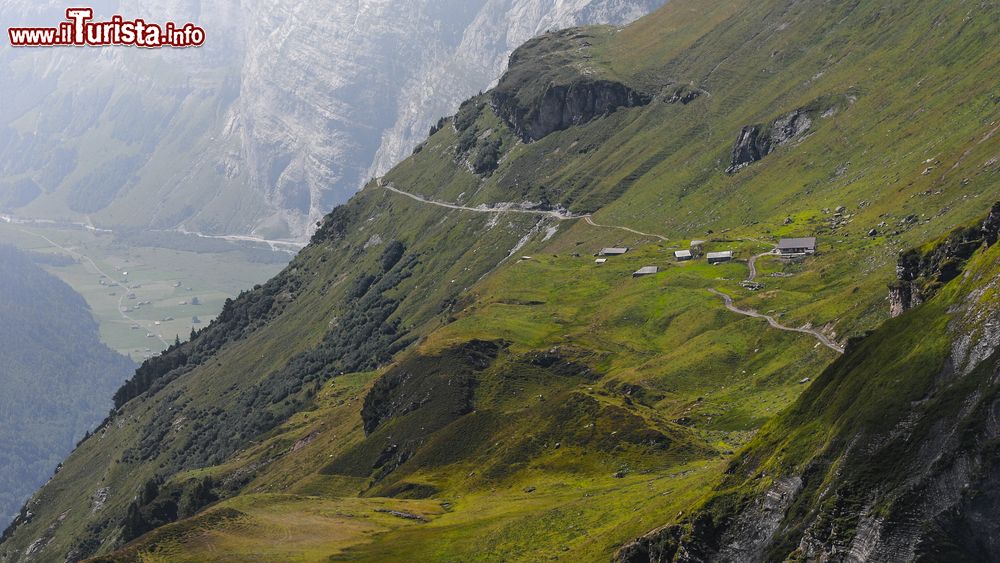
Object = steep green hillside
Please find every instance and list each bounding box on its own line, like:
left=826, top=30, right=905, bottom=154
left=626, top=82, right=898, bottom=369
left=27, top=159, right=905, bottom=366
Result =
left=0, top=0, right=997, bottom=561
left=0, top=246, right=135, bottom=527
left=618, top=210, right=1000, bottom=561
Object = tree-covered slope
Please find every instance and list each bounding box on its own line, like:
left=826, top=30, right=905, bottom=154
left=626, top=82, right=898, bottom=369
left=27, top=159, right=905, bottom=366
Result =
left=0, top=0, right=997, bottom=561
left=0, top=246, right=134, bottom=527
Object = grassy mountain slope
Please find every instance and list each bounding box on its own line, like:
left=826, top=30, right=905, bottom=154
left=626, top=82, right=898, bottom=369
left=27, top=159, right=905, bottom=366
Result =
left=619, top=218, right=1000, bottom=562
left=1, top=0, right=997, bottom=561
left=0, top=246, right=135, bottom=527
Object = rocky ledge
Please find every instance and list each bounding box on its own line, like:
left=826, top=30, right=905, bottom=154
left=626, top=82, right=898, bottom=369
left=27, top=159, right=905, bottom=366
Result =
left=489, top=28, right=653, bottom=143
left=726, top=108, right=814, bottom=173
left=890, top=202, right=1000, bottom=317
left=492, top=79, right=652, bottom=142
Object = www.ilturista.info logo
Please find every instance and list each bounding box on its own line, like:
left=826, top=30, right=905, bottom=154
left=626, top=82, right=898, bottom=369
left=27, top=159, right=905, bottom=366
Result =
left=8, top=8, right=205, bottom=48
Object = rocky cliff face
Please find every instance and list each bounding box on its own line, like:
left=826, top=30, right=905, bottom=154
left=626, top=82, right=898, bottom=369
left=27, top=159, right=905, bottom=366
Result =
left=0, top=0, right=667, bottom=240
left=488, top=27, right=654, bottom=142
left=367, top=0, right=668, bottom=175
left=726, top=108, right=813, bottom=174
left=888, top=274, right=917, bottom=318
left=983, top=201, right=1000, bottom=246
left=890, top=202, right=1000, bottom=317
left=493, top=78, right=653, bottom=142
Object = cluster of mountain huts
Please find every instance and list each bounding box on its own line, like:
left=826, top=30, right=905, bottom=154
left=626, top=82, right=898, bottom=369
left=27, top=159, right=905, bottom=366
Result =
left=594, top=237, right=817, bottom=278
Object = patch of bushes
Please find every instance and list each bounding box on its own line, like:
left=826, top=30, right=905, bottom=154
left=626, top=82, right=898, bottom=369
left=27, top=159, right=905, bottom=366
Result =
left=472, top=138, right=502, bottom=175
left=120, top=476, right=219, bottom=544
left=429, top=117, right=449, bottom=137
left=457, top=127, right=479, bottom=154
left=324, top=340, right=503, bottom=481
left=381, top=241, right=406, bottom=271
left=311, top=200, right=361, bottom=245
left=454, top=99, right=485, bottom=132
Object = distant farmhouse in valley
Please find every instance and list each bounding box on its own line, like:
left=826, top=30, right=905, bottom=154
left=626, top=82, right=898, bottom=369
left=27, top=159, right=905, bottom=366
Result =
left=707, top=251, right=734, bottom=264
left=633, top=266, right=659, bottom=278
left=674, top=250, right=692, bottom=261
left=599, top=247, right=629, bottom=256
left=777, top=237, right=817, bottom=255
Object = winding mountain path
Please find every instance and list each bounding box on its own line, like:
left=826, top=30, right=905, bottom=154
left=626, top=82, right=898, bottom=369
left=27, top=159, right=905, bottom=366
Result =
left=381, top=182, right=671, bottom=241
left=724, top=249, right=844, bottom=353
left=746, top=250, right=777, bottom=282
left=380, top=182, right=841, bottom=353
left=382, top=183, right=585, bottom=222
left=708, top=289, right=844, bottom=354
left=583, top=216, right=669, bottom=242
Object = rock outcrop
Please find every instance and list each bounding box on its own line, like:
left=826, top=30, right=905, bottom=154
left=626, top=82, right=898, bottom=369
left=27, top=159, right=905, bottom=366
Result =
left=368, top=0, right=669, bottom=176
left=726, top=108, right=813, bottom=173
left=619, top=476, right=803, bottom=563
left=984, top=201, right=1000, bottom=246
left=889, top=202, right=1000, bottom=317
left=663, top=86, right=702, bottom=105
left=489, top=28, right=654, bottom=143
left=493, top=79, right=653, bottom=142
left=888, top=276, right=916, bottom=318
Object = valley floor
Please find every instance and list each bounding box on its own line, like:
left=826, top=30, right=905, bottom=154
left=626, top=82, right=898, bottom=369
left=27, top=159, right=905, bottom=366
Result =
left=0, top=222, right=288, bottom=357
